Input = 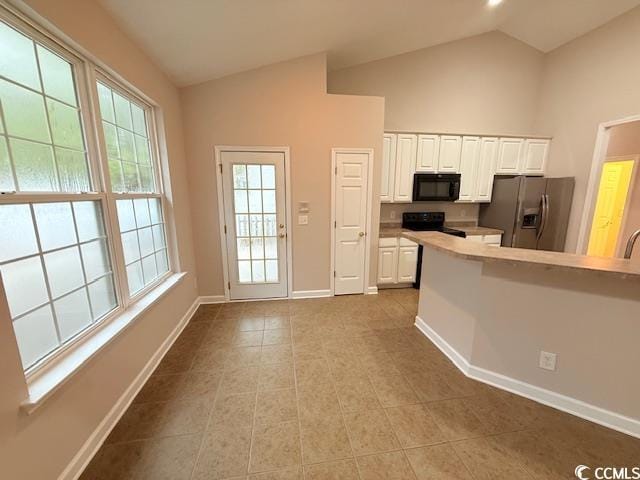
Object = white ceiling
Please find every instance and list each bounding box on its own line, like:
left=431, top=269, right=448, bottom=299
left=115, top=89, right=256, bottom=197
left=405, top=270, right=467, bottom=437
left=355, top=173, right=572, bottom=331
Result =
left=98, top=0, right=640, bottom=86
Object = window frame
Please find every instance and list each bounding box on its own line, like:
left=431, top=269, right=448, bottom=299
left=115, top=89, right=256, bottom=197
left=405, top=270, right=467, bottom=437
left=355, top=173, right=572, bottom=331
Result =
left=0, top=5, right=174, bottom=379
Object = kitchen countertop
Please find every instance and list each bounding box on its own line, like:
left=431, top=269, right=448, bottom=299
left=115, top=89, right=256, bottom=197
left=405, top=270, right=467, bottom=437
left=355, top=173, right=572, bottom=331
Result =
left=379, top=223, right=504, bottom=238
left=402, top=231, right=640, bottom=281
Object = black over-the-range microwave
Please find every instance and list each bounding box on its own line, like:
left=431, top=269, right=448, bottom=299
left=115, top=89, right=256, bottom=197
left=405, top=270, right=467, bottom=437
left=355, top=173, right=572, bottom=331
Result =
left=412, top=173, right=461, bottom=201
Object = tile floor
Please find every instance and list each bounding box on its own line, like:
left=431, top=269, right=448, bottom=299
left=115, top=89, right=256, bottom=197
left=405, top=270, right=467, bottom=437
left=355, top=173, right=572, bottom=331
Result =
left=81, top=288, right=640, bottom=480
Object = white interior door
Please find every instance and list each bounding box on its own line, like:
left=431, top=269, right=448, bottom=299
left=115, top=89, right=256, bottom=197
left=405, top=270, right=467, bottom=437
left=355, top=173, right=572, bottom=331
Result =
left=220, top=151, right=288, bottom=300
left=334, top=150, right=370, bottom=295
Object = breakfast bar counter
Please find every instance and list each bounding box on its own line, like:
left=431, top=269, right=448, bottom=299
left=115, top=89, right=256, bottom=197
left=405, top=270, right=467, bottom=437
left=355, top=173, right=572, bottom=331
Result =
left=405, top=231, right=640, bottom=436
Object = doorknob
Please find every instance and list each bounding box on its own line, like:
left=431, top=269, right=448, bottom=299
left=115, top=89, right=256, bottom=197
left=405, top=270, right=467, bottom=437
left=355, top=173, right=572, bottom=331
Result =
left=279, top=224, right=285, bottom=229
left=359, top=232, right=365, bottom=237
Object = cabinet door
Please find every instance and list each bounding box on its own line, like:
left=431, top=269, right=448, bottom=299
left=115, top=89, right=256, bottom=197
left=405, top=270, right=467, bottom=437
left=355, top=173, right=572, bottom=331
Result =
left=416, top=134, right=440, bottom=172
left=397, top=245, right=418, bottom=283
left=522, top=139, right=549, bottom=175
left=458, top=136, right=481, bottom=202
left=475, top=137, right=499, bottom=202
left=381, top=134, right=397, bottom=202
left=496, top=138, right=524, bottom=174
left=393, top=134, right=417, bottom=202
left=377, top=246, right=398, bottom=284
left=438, top=135, right=462, bottom=172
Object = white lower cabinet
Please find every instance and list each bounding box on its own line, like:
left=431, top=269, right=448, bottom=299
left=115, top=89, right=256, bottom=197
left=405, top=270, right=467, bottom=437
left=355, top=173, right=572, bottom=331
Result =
left=377, top=237, right=418, bottom=285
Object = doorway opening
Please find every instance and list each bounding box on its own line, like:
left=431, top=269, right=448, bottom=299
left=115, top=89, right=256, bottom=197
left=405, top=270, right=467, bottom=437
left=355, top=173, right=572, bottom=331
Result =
left=578, top=118, right=640, bottom=259
left=587, top=158, right=636, bottom=257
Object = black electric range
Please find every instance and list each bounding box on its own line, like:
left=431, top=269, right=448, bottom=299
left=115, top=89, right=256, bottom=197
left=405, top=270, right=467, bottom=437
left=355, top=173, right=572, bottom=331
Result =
left=401, top=212, right=466, bottom=288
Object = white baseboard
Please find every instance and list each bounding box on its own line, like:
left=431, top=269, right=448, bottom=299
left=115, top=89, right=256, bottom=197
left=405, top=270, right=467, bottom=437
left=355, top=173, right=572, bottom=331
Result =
left=367, top=286, right=378, bottom=295
left=290, top=289, right=332, bottom=299
left=415, top=315, right=640, bottom=439
left=199, top=295, right=226, bottom=304
left=59, top=298, right=200, bottom=480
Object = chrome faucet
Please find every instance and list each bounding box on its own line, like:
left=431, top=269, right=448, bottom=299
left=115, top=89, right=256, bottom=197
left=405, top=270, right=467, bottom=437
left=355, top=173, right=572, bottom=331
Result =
left=624, top=229, right=640, bottom=259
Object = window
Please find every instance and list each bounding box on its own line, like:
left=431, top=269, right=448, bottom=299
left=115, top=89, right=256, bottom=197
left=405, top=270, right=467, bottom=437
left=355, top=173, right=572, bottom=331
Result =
left=0, top=11, right=171, bottom=373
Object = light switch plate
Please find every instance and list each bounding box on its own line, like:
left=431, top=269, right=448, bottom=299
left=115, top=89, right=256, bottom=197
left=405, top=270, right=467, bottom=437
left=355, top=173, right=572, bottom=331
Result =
left=298, top=215, right=309, bottom=225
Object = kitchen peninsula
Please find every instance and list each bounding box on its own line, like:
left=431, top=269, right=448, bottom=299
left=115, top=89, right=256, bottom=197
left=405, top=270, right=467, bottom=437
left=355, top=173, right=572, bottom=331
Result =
left=403, top=231, right=640, bottom=437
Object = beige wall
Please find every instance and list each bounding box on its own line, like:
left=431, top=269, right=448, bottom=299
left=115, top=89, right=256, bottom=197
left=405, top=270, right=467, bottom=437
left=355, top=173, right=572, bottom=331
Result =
left=328, top=31, right=544, bottom=135
left=534, top=6, right=640, bottom=252
left=180, top=54, right=385, bottom=296
left=0, top=1, right=198, bottom=479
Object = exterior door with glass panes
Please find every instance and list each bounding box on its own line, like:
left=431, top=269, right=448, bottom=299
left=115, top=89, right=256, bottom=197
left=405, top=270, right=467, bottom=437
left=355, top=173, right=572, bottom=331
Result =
left=220, top=150, right=287, bottom=299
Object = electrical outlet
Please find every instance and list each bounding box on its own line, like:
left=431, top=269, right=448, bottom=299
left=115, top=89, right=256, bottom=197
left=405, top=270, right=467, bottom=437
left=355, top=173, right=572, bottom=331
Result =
left=389, top=210, right=396, bottom=220
left=539, top=351, right=557, bottom=371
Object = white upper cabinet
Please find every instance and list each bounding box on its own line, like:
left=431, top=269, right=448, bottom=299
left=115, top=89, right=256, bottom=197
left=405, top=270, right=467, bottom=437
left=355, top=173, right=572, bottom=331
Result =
left=438, top=135, right=462, bottom=172
left=496, top=138, right=525, bottom=174
left=475, top=137, right=499, bottom=202
left=381, top=133, right=397, bottom=203
left=393, top=134, right=418, bottom=202
left=458, top=136, right=481, bottom=202
left=522, top=139, right=549, bottom=175
left=416, top=134, right=440, bottom=172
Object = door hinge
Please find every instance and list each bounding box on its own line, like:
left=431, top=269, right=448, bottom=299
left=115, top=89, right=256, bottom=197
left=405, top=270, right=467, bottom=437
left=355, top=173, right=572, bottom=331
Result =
left=227, top=281, right=231, bottom=290
left=219, top=164, right=223, bottom=174
left=224, top=225, right=227, bottom=234
left=334, top=166, right=337, bottom=175
left=334, top=220, right=336, bottom=228
left=333, top=270, right=336, bottom=277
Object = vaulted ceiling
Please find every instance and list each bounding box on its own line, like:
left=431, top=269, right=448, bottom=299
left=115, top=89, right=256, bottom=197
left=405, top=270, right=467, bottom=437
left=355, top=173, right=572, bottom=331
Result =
left=99, top=0, right=640, bottom=86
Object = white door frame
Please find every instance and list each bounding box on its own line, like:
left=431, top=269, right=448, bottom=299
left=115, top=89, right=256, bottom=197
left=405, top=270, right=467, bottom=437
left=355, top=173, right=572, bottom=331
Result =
left=330, top=148, right=375, bottom=296
left=214, top=146, right=293, bottom=301
left=576, top=113, right=640, bottom=254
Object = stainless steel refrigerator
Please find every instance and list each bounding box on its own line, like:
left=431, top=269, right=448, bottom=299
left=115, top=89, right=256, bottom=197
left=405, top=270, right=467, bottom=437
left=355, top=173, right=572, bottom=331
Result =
left=479, top=176, right=575, bottom=251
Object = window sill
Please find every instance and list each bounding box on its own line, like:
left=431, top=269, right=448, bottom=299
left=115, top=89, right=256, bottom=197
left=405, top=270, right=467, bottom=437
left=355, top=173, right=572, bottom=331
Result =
left=20, top=272, right=187, bottom=415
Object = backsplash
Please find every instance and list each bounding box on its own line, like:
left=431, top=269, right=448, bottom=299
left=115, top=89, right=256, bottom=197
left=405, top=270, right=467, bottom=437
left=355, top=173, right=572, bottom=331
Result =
left=380, top=202, right=479, bottom=224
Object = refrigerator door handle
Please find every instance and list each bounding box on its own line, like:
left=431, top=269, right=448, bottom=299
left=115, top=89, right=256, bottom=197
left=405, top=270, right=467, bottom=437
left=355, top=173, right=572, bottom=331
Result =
left=537, top=194, right=549, bottom=241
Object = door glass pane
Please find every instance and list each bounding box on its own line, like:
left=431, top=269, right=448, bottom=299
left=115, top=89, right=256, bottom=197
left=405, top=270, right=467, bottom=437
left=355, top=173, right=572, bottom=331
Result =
left=251, top=238, right=264, bottom=259
left=237, top=238, right=250, bottom=260
left=265, top=260, right=278, bottom=282
left=262, top=190, right=276, bottom=213
left=236, top=214, right=249, bottom=236
left=251, top=260, right=265, bottom=282
left=233, top=164, right=247, bottom=188
left=261, top=165, right=275, bottom=189
left=1, top=256, right=49, bottom=317
left=264, top=214, right=277, bottom=236
left=34, top=202, right=76, bottom=250
left=248, top=190, right=262, bottom=213
left=238, top=260, right=251, bottom=283
left=44, top=246, right=84, bottom=298
left=0, top=21, right=40, bottom=90
left=234, top=190, right=248, bottom=213
left=54, top=288, right=92, bottom=341
left=247, top=165, right=261, bottom=188
left=88, top=275, right=116, bottom=320
left=12, top=305, right=59, bottom=369
left=0, top=204, right=38, bottom=263
left=250, top=214, right=263, bottom=236
left=264, top=237, right=277, bottom=259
